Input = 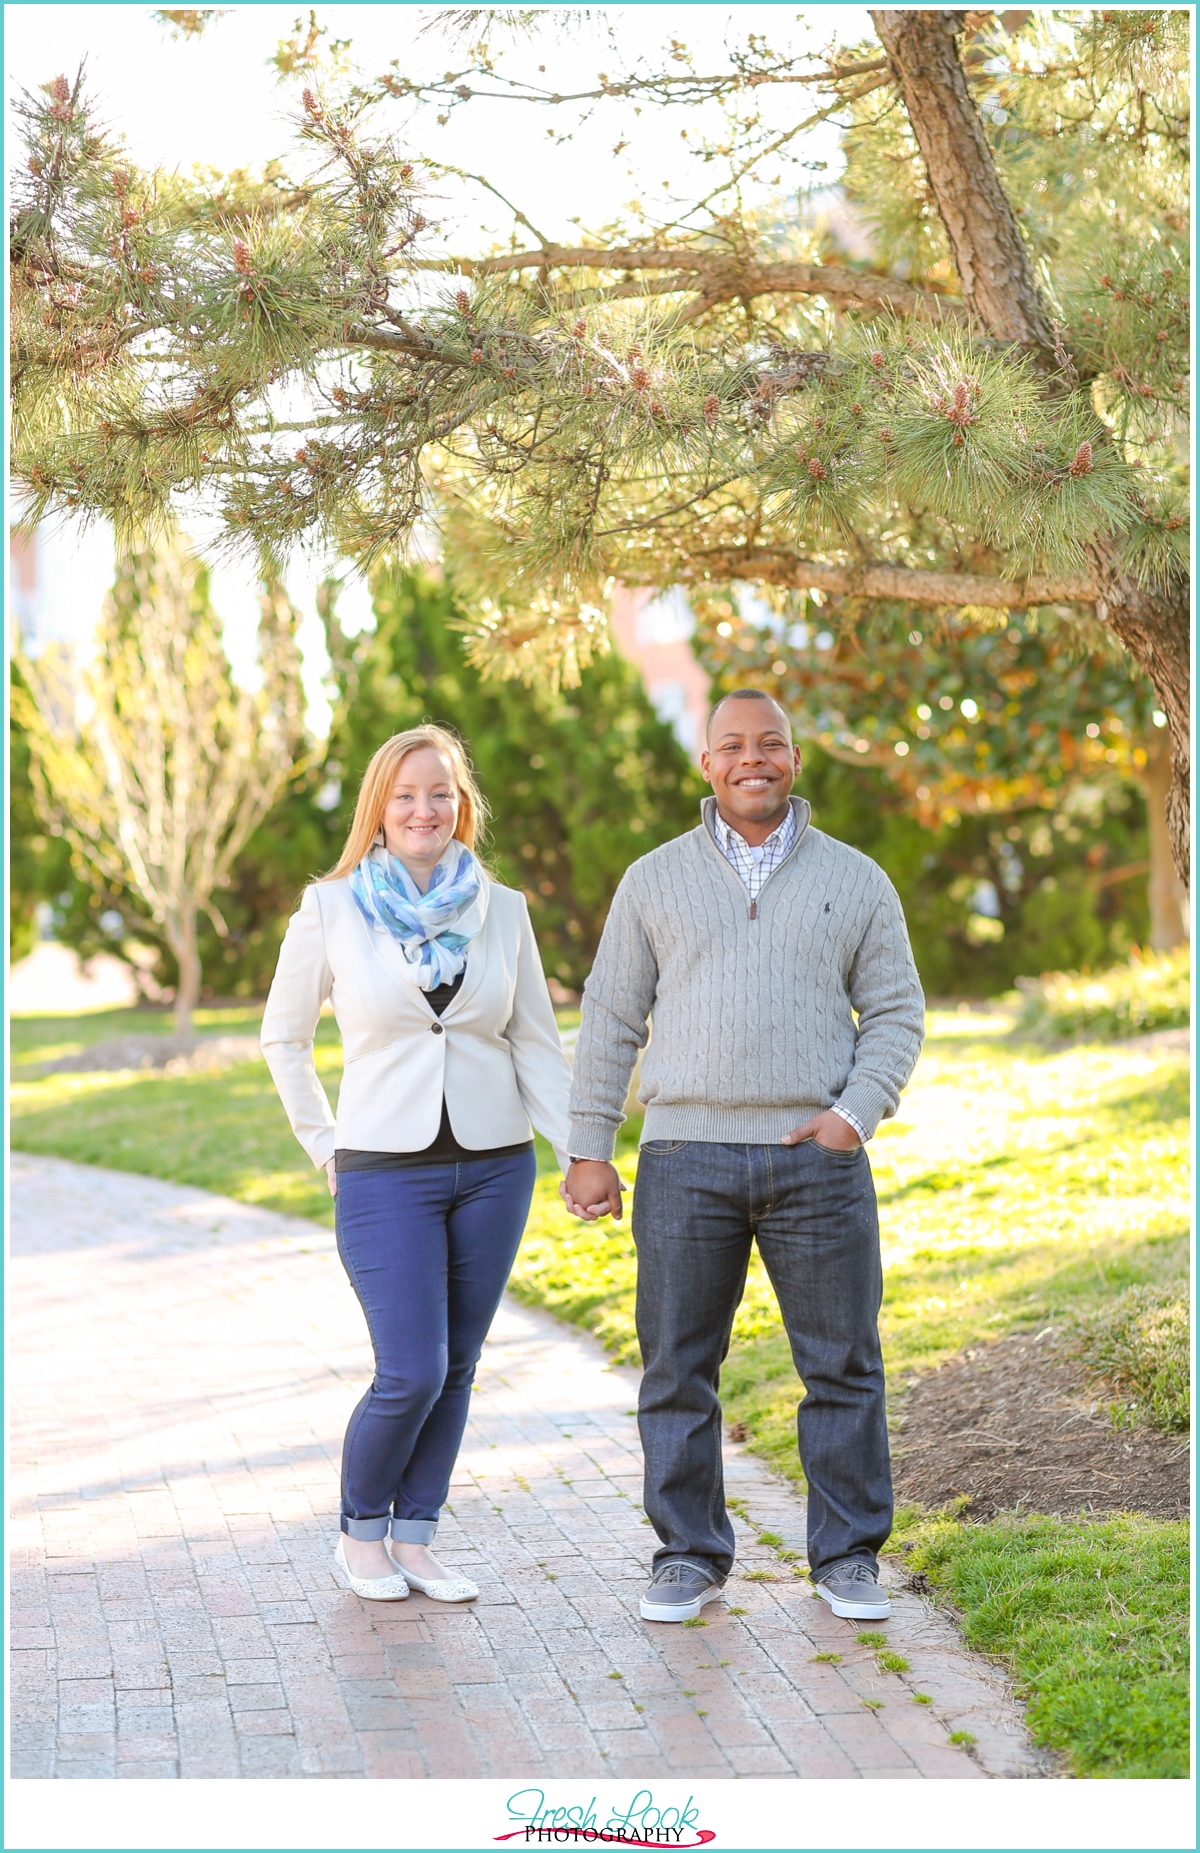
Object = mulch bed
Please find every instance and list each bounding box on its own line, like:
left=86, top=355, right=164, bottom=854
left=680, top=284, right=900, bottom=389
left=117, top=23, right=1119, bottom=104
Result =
left=891, top=1329, right=1190, bottom=1522
left=27, top=1034, right=263, bottom=1076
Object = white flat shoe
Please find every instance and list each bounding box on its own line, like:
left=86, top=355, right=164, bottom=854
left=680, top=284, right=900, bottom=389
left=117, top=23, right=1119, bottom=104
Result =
left=394, top=1564, right=480, bottom=1603
left=335, top=1536, right=410, bottom=1600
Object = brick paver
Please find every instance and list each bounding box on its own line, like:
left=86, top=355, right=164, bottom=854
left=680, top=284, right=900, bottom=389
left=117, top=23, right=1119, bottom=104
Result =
left=10, top=1154, right=1048, bottom=1780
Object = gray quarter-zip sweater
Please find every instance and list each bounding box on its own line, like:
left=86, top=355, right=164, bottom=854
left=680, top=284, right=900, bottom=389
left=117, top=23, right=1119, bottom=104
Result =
left=567, top=795, right=925, bottom=1160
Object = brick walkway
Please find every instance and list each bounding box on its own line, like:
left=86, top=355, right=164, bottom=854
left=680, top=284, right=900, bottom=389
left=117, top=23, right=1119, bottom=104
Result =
left=10, top=1154, right=1047, bottom=1781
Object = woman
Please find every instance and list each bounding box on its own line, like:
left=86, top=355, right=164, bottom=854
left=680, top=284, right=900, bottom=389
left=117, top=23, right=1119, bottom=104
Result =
left=261, top=725, right=572, bottom=1602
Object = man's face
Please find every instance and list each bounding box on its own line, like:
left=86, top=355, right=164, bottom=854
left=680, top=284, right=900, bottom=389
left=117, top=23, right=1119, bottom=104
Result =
left=701, top=698, right=801, bottom=827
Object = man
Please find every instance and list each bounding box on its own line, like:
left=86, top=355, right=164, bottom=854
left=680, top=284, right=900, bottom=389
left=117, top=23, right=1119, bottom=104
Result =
left=562, top=689, right=924, bottom=1625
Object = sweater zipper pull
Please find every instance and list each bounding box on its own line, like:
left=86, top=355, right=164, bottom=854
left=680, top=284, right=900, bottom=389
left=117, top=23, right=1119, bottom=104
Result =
left=749, top=899, right=757, bottom=920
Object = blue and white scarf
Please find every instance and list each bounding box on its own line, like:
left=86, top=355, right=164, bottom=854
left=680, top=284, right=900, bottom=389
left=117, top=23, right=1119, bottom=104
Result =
left=350, top=839, right=488, bottom=990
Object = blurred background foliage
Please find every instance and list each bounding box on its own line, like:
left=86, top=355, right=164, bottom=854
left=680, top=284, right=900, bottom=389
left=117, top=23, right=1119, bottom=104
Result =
left=11, top=566, right=1158, bottom=1004
left=11, top=570, right=703, bottom=997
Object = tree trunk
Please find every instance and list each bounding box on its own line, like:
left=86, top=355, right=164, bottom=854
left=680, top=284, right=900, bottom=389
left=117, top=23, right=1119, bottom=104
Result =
left=869, top=10, right=1056, bottom=352
left=870, top=7, right=1192, bottom=889
left=1140, top=731, right=1189, bottom=951
left=1093, top=571, right=1192, bottom=894
left=166, top=908, right=202, bottom=1038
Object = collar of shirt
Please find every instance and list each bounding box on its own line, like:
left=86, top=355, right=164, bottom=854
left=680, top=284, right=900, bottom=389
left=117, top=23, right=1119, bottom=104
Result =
left=713, top=802, right=797, bottom=865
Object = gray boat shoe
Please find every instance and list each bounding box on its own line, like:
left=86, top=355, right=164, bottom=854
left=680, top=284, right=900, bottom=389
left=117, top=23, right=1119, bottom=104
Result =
left=640, top=1559, right=725, bottom=1623
left=814, top=1560, right=891, bottom=1620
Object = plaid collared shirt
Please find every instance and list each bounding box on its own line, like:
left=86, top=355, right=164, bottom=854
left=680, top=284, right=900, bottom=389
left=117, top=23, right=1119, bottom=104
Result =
left=711, top=802, right=798, bottom=907
left=711, top=803, right=869, bottom=1146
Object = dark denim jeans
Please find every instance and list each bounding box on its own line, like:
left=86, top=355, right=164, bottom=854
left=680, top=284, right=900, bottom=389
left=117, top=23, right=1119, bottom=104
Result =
left=631, top=1138, right=892, bottom=1584
left=333, top=1151, right=536, bottom=1541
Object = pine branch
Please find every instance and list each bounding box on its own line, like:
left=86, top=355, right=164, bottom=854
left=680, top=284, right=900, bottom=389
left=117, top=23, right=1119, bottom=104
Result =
left=679, top=550, right=1099, bottom=610
left=450, top=246, right=969, bottom=324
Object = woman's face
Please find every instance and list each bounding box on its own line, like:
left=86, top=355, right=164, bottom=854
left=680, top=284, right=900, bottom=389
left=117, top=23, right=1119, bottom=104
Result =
left=381, top=747, right=460, bottom=880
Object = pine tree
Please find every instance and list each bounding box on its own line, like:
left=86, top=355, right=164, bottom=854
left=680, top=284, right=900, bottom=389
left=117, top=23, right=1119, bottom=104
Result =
left=10, top=10, right=1189, bottom=879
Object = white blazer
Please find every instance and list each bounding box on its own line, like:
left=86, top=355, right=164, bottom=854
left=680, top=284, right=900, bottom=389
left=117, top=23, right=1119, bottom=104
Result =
left=260, top=875, right=573, bottom=1172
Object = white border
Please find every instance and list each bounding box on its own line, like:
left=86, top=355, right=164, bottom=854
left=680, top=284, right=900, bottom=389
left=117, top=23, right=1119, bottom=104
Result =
left=3, top=1776, right=1200, bottom=1852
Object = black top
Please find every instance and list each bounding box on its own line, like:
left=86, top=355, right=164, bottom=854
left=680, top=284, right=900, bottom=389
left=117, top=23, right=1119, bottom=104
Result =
left=334, top=967, right=534, bottom=1173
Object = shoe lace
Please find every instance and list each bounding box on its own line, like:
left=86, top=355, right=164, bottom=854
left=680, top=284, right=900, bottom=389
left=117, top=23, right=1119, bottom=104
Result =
left=652, top=1560, right=708, bottom=1587
left=834, top=1561, right=878, bottom=1585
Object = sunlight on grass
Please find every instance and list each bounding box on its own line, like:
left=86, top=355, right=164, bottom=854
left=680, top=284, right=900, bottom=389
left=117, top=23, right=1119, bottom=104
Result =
left=509, top=1012, right=1190, bottom=1478
left=14, top=1007, right=1188, bottom=1419
left=11, top=997, right=1187, bottom=1782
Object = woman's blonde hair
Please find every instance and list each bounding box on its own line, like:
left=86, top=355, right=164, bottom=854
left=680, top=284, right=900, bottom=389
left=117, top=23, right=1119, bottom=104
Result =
left=321, top=725, right=489, bottom=883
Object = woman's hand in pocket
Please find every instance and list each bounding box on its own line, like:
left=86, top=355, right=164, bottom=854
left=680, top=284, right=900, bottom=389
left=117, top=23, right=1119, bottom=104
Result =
left=325, top=1159, right=338, bottom=1198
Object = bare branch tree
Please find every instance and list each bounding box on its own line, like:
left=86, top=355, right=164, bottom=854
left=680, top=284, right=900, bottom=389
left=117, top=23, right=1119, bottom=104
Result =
left=13, top=537, right=310, bottom=1033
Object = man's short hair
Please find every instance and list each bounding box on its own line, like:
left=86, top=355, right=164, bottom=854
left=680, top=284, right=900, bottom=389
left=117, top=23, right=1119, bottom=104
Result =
left=706, top=687, right=791, bottom=741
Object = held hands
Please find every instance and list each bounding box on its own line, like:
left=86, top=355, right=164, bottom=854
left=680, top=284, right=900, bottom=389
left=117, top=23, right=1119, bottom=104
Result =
left=781, top=1109, right=862, bottom=1151
left=560, top=1160, right=626, bottom=1222
left=325, top=1158, right=338, bottom=1198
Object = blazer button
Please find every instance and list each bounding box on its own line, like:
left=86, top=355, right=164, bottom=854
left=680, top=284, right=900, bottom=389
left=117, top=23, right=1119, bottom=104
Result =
left=431, top=1023, right=444, bottom=1034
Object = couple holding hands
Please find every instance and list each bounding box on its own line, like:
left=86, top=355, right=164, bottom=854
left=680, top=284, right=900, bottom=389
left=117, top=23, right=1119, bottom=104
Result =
left=261, top=690, right=924, bottom=1625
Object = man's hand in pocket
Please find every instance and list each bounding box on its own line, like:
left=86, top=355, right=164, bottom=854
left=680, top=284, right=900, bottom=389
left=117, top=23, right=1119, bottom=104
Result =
left=781, top=1110, right=862, bottom=1151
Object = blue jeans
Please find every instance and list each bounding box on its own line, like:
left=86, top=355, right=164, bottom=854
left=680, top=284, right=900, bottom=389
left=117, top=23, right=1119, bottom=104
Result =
left=631, top=1138, right=892, bottom=1584
left=333, top=1151, right=536, bottom=1541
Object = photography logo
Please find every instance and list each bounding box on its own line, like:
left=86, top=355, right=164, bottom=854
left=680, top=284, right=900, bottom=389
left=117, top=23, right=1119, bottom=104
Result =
left=496, top=1789, right=715, bottom=1848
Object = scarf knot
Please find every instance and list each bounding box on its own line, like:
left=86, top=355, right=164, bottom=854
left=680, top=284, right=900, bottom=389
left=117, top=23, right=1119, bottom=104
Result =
left=349, top=840, right=487, bottom=989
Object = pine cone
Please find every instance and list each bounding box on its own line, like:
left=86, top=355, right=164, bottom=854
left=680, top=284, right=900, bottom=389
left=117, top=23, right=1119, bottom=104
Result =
left=807, top=458, right=827, bottom=480
left=1068, top=440, right=1094, bottom=477
left=456, top=289, right=471, bottom=315
left=703, top=393, right=720, bottom=428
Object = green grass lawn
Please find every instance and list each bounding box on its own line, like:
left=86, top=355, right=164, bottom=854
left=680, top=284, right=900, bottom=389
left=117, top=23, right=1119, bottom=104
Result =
left=10, top=999, right=1190, bottom=1777
left=891, top=1505, right=1191, bottom=1780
